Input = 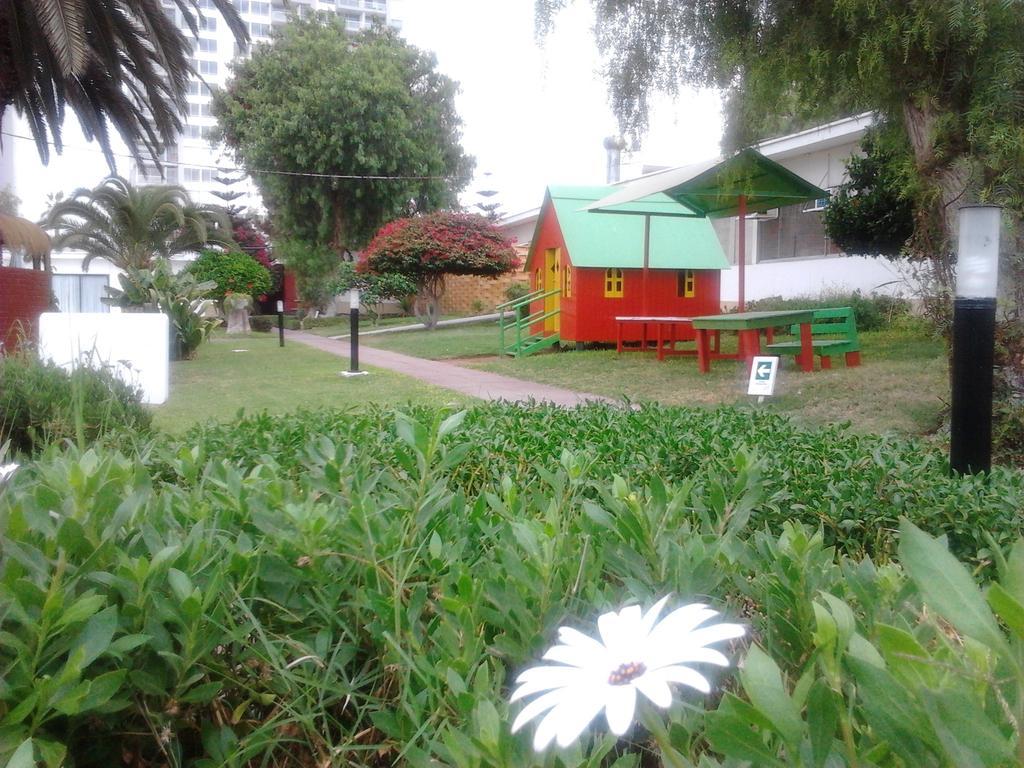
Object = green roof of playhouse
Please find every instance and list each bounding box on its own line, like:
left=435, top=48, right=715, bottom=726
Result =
left=537, top=185, right=729, bottom=270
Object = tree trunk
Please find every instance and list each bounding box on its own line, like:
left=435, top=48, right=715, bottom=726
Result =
left=414, top=278, right=443, bottom=329
left=901, top=100, right=971, bottom=329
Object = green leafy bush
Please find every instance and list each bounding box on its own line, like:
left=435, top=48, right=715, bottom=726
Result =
left=103, top=258, right=219, bottom=359
left=168, top=403, right=1023, bottom=563
left=746, top=290, right=911, bottom=331
left=0, top=352, right=151, bottom=455
left=186, top=249, right=273, bottom=302
left=2, top=405, right=1023, bottom=766
left=329, top=262, right=417, bottom=325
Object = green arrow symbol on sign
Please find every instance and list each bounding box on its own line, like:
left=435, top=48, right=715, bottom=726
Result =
left=755, top=362, right=772, bottom=380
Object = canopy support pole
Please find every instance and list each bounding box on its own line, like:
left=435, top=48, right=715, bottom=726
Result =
left=737, top=194, right=747, bottom=312
left=642, top=214, right=651, bottom=316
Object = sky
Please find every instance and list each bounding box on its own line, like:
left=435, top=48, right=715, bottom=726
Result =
left=395, top=0, right=725, bottom=216
left=2, top=0, right=725, bottom=221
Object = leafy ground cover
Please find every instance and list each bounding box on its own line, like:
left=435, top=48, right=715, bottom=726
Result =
left=151, top=334, right=468, bottom=432
left=2, top=403, right=1023, bottom=766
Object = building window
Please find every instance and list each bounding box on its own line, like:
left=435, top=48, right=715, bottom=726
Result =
left=237, top=0, right=270, bottom=12
left=198, top=60, right=218, bottom=75
left=803, top=195, right=829, bottom=212
left=563, top=263, right=572, bottom=298
left=677, top=269, right=696, bottom=298
left=200, top=15, right=217, bottom=31
left=603, top=268, right=624, bottom=298
left=248, top=21, right=271, bottom=37
left=184, top=167, right=215, bottom=183
left=195, top=37, right=217, bottom=53
left=52, top=275, right=109, bottom=313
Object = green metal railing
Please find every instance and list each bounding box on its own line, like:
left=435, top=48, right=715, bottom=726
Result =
left=498, top=287, right=561, bottom=357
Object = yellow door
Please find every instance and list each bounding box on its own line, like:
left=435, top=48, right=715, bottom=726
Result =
left=544, top=248, right=561, bottom=334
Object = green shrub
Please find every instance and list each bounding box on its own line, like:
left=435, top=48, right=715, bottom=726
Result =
left=103, top=259, right=219, bottom=359
left=186, top=249, right=273, bottom=302
left=504, top=280, right=532, bottom=303
left=0, top=353, right=151, bottom=455
left=167, top=403, right=1023, bottom=564
left=994, top=400, right=1024, bottom=467
left=746, top=290, right=911, bottom=331
left=1, top=407, right=1023, bottom=766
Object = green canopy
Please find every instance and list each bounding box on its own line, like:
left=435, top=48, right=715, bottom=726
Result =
left=587, top=148, right=828, bottom=218
left=586, top=149, right=828, bottom=310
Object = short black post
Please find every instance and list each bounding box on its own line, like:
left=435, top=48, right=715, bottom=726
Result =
left=349, top=301, right=359, bottom=373
left=950, top=298, right=996, bottom=474
left=276, top=300, right=285, bottom=347
left=949, top=204, right=1002, bottom=476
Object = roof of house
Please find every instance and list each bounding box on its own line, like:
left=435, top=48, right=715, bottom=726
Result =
left=535, top=186, right=729, bottom=270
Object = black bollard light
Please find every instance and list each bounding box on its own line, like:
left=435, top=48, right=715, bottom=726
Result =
left=950, top=204, right=1001, bottom=475
left=342, top=288, right=368, bottom=377
left=277, top=299, right=285, bottom=347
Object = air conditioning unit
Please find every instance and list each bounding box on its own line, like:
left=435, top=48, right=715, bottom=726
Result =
left=747, top=208, right=779, bottom=220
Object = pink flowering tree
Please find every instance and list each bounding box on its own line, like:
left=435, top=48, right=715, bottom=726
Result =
left=360, top=212, right=516, bottom=328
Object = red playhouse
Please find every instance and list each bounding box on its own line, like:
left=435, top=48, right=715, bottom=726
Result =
left=524, top=186, right=728, bottom=349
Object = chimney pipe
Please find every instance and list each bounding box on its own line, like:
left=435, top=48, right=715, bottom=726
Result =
left=603, top=135, right=626, bottom=184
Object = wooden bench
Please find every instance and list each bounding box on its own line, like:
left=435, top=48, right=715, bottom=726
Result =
left=764, top=306, right=861, bottom=369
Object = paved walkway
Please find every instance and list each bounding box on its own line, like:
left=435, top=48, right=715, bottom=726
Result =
left=288, top=331, right=617, bottom=407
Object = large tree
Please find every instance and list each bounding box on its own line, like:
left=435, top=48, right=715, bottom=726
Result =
left=43, top=176, right=235, bottom=271
left=212, top=18, right=474, bottom=256
left=536, top=1, right=1024, bottom=289
left=1, top=0, right=247, bottom=169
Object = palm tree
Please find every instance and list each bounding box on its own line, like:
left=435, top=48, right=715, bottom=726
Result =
left=43, top=176, right=236, bottom=270
left=0, top=0, right=247, bottom=169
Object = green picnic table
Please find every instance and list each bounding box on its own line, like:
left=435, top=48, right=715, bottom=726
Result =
left=691, top=309, right=817, bottom=373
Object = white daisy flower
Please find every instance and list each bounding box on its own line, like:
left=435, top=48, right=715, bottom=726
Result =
left=0, top=463, right=18, bottom=485
left=510, top=596, right=744, bottom=751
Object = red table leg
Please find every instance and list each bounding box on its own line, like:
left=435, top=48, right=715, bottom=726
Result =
left=657, top=322, right=665, bottom=361
left=616, top=321, right=623, bottom=354
left=798, top=321, right=814, bottom=372
left=696, top=329, right=710, bottom=373
left=739, top=329, right=761, bottom=372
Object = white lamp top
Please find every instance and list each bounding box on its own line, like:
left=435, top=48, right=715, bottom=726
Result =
left=957, top=205, right=1002, bottom=299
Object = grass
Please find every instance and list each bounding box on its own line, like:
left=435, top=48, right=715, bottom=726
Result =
left=476, top=328, right=947, bottom=435
left=360, top=321, right=501, bottom=358
left=150, top=333, right=470, bottom=432
left=301, top=314, right=464, bottom=337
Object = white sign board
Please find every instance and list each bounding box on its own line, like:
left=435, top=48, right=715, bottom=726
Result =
left=39, top=313, right=170, bottom=405
left=747, top=356, right=780, bottom=397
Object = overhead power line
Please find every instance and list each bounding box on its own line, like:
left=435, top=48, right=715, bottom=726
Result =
left=1, top=130, right=453, bottom=181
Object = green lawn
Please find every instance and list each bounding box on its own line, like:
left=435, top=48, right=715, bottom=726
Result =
left=474, top=328, right=947, bottom=435
left=345, top=321, right=947, bottom=436
left=302, top=314, right=463, bottom=337
left=151, top=334, right=470, bottom=432
left=360, top=322, right=501, bottom=358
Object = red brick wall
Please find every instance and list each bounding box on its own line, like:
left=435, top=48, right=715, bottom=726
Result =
left=0, top=266, right=52, bottom=353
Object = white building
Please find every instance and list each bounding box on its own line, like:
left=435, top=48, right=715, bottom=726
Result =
left=499, top=113, right=911, bottom=306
